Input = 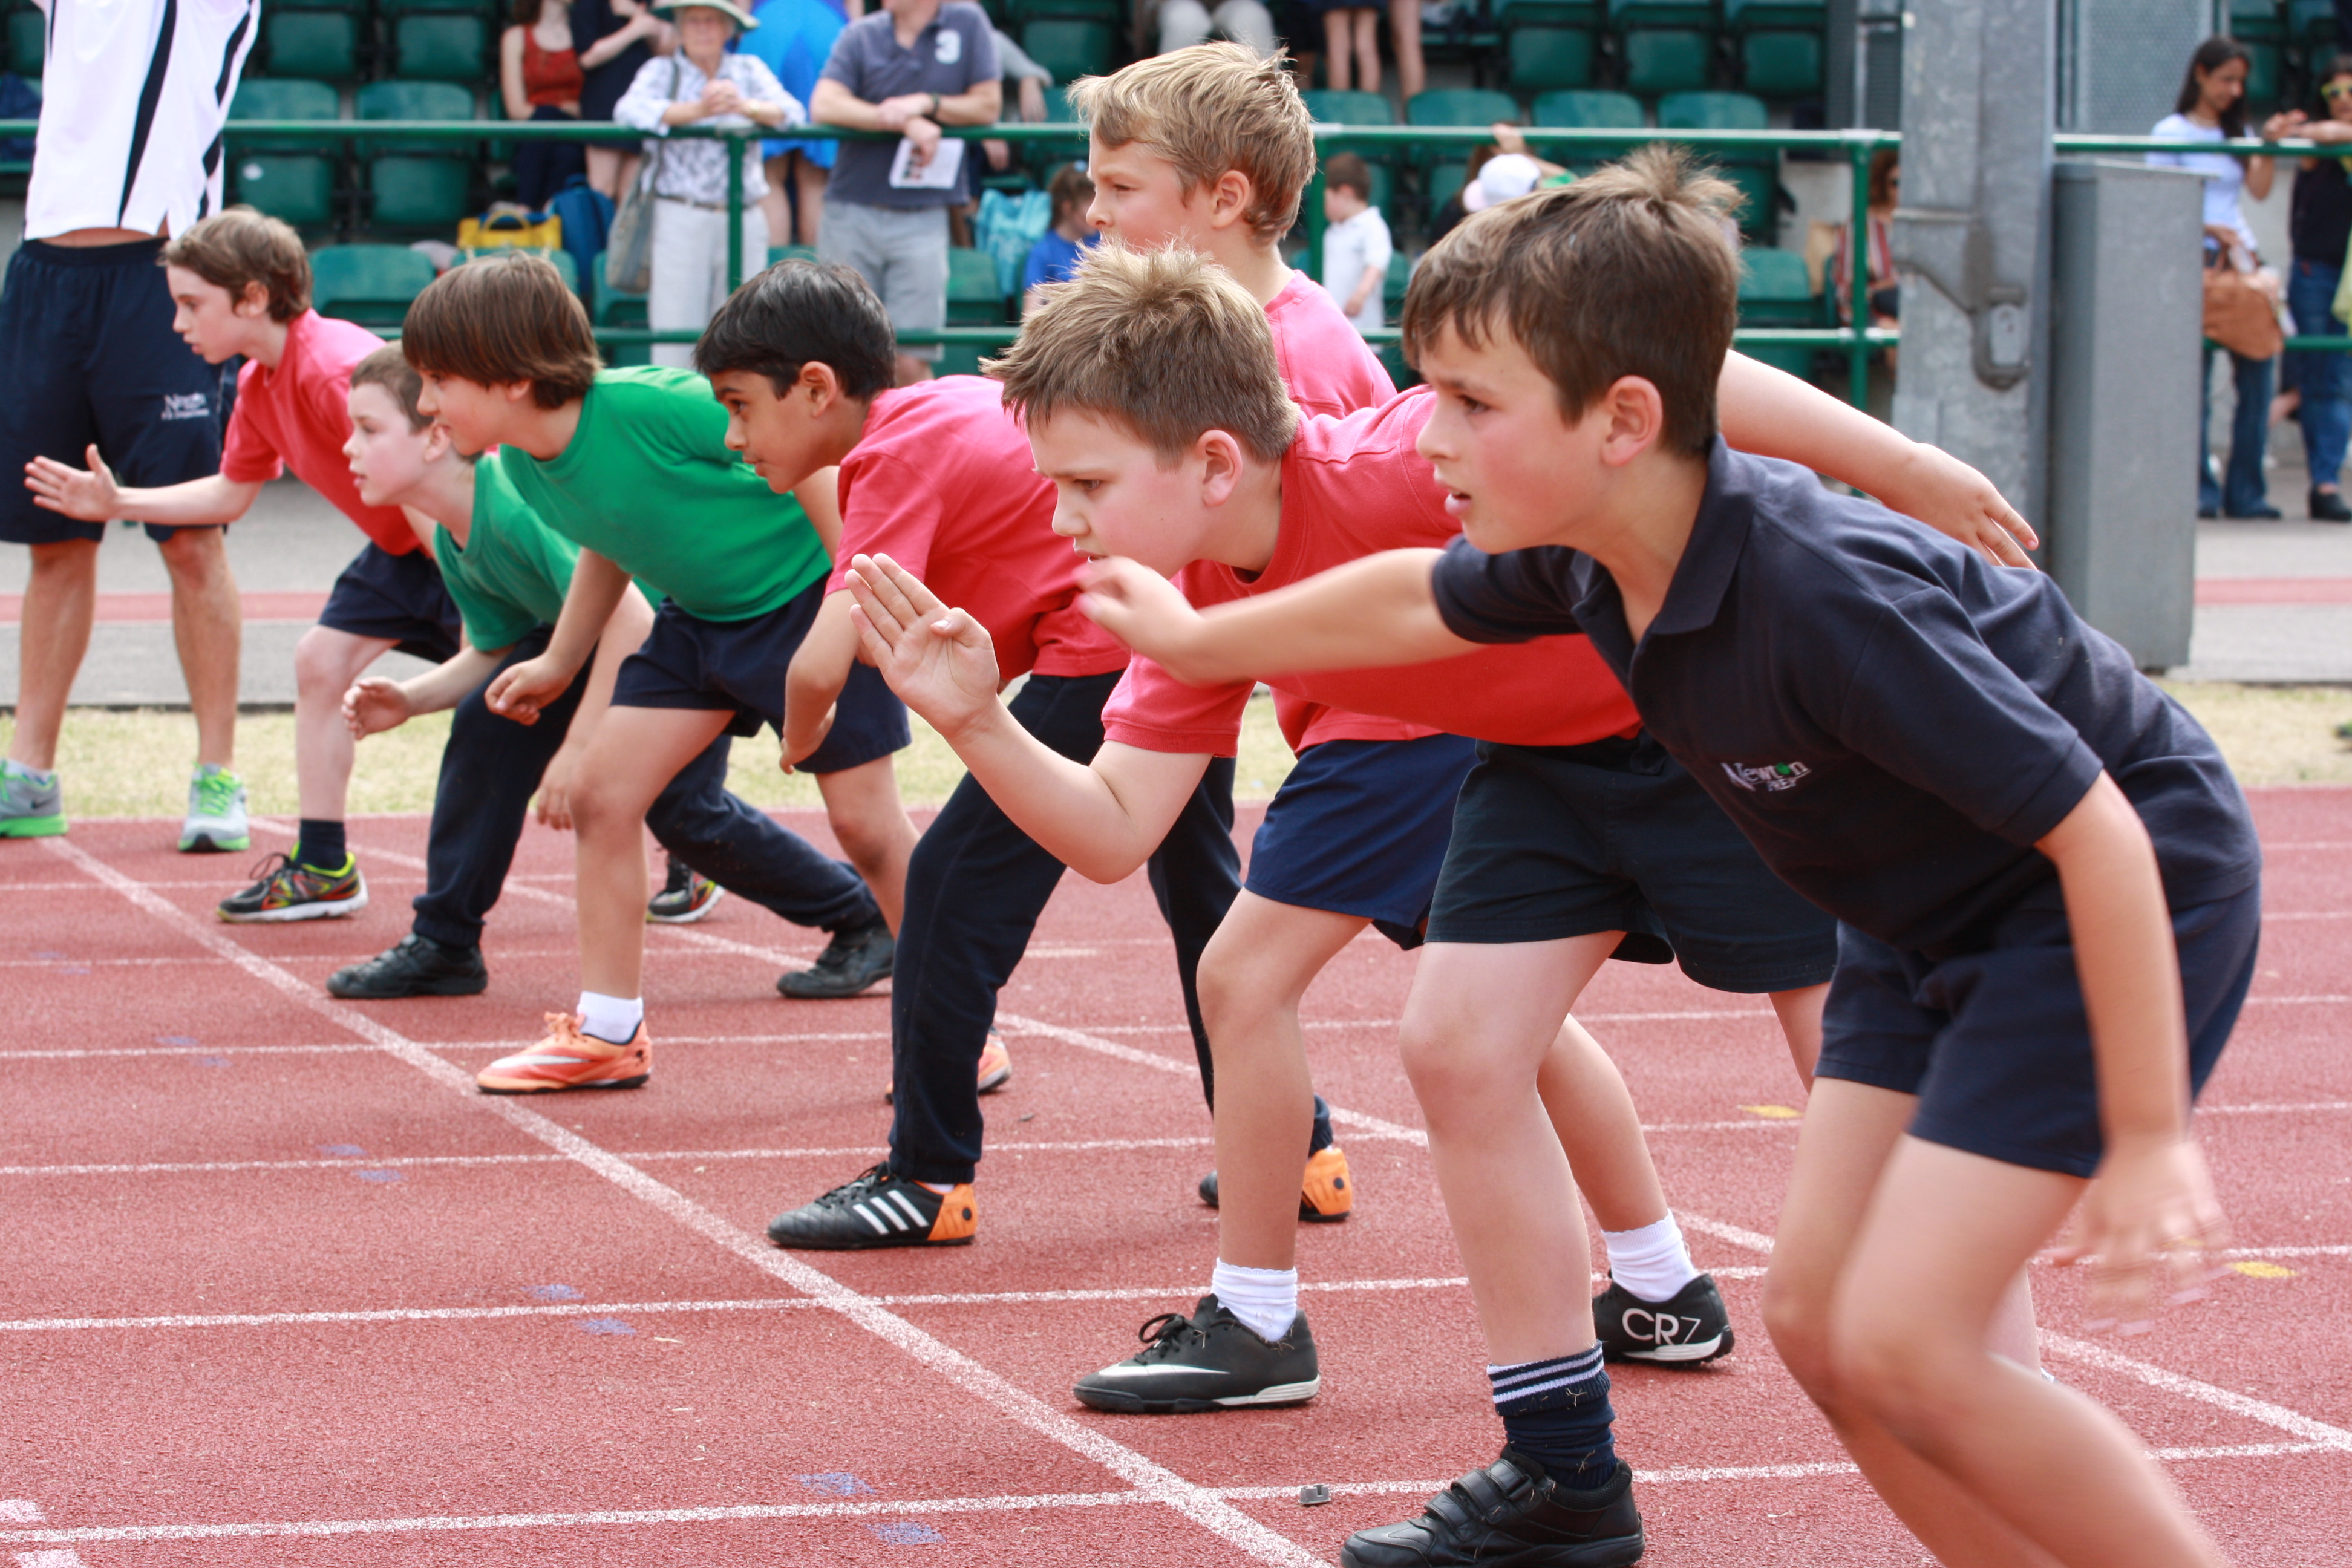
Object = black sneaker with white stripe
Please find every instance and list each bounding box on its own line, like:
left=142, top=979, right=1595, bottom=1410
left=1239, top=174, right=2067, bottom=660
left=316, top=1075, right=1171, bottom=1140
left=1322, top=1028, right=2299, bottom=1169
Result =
left=1071, top=1295, right=1319, bottom=1413
left=1591, top=1273, right=1734, bottom=1366
left=765, top=1163, right=976, bottom=1250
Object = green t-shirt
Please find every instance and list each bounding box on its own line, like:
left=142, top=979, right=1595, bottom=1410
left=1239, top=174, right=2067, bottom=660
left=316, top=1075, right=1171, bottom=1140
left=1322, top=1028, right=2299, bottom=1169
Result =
left=434, top=458, right=580, bottom=653
left=498, top=367, right=828, bottom=622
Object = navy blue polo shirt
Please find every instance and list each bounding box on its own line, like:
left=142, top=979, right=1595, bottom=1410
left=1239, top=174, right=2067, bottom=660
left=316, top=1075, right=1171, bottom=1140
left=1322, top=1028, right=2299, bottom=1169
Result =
left=818, top=1, right=998, bottom=209
left=1429, top=442, right=2260, bottom=956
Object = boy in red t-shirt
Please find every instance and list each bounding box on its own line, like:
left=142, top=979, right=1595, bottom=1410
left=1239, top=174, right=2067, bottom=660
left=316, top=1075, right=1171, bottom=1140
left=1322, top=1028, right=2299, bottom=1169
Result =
left=28, top=209, right=462, bottom=923
left=838, top=245, right=2034, bottom=1498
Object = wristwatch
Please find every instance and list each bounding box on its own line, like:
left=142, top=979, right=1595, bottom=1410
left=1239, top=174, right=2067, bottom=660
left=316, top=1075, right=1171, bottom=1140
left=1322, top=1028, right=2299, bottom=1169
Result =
left=927, top=92, right=941, bottom=117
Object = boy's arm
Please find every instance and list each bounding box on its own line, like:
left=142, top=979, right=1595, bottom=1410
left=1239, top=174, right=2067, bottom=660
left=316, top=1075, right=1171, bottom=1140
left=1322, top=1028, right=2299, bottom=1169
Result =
left=2036, top=773, right=2227, bottom=1316
left=845, top=553, right=1210, bottom=881
left=1716, top=351, right=2040, bottom=567
left=782, top=590, right=861, bottom=768
left=344, top=644, right=507, bottom=736
left=485, top=549, right=632, bottom=722
left=536, top=585, right=659, bottom=829
left=1078, top=550, right=1475, bottom=687
left=24, top=446, right=261, bottom=526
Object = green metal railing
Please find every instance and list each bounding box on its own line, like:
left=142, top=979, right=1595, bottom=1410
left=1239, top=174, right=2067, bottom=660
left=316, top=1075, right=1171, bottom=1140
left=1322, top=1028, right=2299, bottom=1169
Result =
left=6, top=120, right=2344, bottom=399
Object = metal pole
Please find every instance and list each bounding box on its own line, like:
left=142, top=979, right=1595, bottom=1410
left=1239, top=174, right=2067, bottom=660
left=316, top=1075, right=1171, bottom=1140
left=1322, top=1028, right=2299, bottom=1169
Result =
left=1848, top=132, right=1872, bottom=408
left=726, top=128, right=746, bottom=295
left=1304, top=164, right=1327, bottom=289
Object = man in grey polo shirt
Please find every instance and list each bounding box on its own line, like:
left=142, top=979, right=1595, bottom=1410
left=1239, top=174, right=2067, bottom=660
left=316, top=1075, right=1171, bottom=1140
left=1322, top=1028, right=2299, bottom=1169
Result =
left=811, top=0, right=1002, bottom=385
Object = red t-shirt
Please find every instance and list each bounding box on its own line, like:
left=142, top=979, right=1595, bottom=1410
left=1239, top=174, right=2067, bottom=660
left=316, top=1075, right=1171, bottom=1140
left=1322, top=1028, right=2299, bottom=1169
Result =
left=218, top=310, right=420, bottom=555
left=1101, top=387, right=1642, bottom=757
left=826, top=377, right=1127, bottom=682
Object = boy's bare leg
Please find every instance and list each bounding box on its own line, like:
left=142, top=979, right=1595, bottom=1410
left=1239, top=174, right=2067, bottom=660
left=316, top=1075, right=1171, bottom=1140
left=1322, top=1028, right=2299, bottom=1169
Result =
left=10, top=540, right=98, bottom=771
left=1197, top=892, right=1367, bottom=1272
left=570, top=704, right=736, bottom=997
left=293, top=627, right=397, bottom=826
left=1771, top=981, right=1828, bottom=1086
left=1535, top=1005, right=1669, bottom=1232
left=157, top=527, right=241, bottom=769
left=1765, top=1081, right=2070, bottom=1567
left=1402, top=939, right=1606, bottom=1363
left=813, top=753, right=918, bottom=932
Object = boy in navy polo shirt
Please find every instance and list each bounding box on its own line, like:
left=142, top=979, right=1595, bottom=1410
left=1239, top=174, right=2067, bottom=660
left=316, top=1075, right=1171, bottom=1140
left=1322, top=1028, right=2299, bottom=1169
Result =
left=1091, top=151, right=2259, bottom=1568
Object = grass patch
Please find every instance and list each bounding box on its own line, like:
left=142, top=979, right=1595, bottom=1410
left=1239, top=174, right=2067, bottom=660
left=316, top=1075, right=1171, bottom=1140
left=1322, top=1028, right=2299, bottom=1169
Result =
left=2155, top=681, right=2352, bottom=786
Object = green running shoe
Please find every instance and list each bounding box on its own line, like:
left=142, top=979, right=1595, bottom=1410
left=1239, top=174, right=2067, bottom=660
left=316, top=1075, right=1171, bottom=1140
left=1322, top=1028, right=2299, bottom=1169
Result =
left=179, top=765, right=249, bottom=853
left=0, top=762, right=65, bottom=838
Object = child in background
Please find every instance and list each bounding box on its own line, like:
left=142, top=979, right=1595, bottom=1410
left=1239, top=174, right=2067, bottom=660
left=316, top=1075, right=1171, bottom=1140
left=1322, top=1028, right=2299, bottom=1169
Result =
left=1318, top=151, right=1391, bottom=334
left=1021, top=163, right=1099, bottom=315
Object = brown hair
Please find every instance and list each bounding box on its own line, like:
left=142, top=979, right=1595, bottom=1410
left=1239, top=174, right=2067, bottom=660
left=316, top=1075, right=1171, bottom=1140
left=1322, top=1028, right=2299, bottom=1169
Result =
left=350, top=344, right=479, bottom=463
left=1867, top=146, right=1899, bottom=209
left=1322, top=151, right=1372, bottom=200
left=1065, top=43, right=1315, bottom=246
left=1402, top=145, right=1739, bottom=457
left=1047, top=161, right=1096, bottom=226
left=158, top=206, right=312, bottom=321
left=400, top=252, right=600, bottom=409
left=987, top=244, right=1299, bottom=465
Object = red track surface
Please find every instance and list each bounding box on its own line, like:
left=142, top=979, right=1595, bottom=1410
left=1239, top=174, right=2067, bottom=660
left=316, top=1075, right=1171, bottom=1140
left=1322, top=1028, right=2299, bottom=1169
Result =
left=4, top=794, right=2348, bottom=1565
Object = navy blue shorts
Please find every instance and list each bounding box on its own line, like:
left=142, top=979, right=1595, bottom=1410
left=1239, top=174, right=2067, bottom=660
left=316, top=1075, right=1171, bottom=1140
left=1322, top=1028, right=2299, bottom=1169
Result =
left=612, top=580, right=910, bottom=775
left=1817, top=883, right=2262, bottom=1178
left=1425, top=734, right=1838, bottom=993
left=1246, top=733, right=1478, bottom=949
left=318, top=541, right=465, bottom=665
left=0, top=238, right=227, bottom=547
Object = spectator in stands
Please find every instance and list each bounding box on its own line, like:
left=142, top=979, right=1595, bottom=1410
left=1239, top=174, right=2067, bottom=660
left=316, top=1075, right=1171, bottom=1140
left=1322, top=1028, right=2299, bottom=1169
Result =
left=981, top=25, right=1052, bottom=175
left=1151, top=0, right=1275, bottom=60
left=1021, top=162, right=1097, bottom=313
left=811, top=0, right=1002, bottom=385
left=1428, top=128, right=1565, bottom=242
left=1387, top=0, right=1425, bottom=100
left=743, top=0, right=851, bottom=248
left=502, top=0, right=590, bottom=211
left=1311, top=0, right=1380, bottom=93
left=1318, top=151, right=1389, bottom=333
left=616, top=0, right=803, bottom=367
left=2278, top=56, right=2352, bottom=522
left=574, top=0, right=672, bottom=200
left=1832, top=147, right=1898, bottom=330
left=2151, top=35, right=2293, bottom=519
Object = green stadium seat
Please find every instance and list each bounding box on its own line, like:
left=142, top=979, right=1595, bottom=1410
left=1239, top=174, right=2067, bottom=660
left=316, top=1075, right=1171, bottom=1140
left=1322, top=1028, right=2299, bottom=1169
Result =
left=1658, top=88, right=1768, bottom=132
left=1492, top=0, right=1604, bottom=25
left=1302, top=88, right=1396, bottom=125
left=227, top=79, right=343, bottom=229
left=1739, top=30, right=1821, bottom=98
left=1006, top=0, right=1122, bottom=22
left=1723, top=0, right=1826, bottom=31
left=1019, top=19, right=1112, bottom=84
left=357, top=81, right=479, bottom=233
left=1382, top=249, right=1411, bottom=316
left=1529, top=88, right=1644, bottom=125
left=1619, top=29, right=1714, bottom=95
left=1736, top=244, right=1817, bottom=378
left=2229, top=0, right=2284, bottom=42
left=380, top=0, right=497, bottom=13
left=2243, top=41, right=2282, bottom=113
left=8, top=7, right=42, bottom=77
left=310, top=243, right=442, bottom=330
left=1720, top=161, right=1785, bottom=239
left=1426, top=158, right=1469, bottom=223
left=1407, top=88, right=1520, bottom=173
left=2290, top=0, right=2334, bottom=48
left=1661, top=94, right=1777, bottom=235
left=1508, top=27, right=1598, bottom=93
left=1609, top=0, right=1716, bottom=30
left=261, top=8, right=363, bottom=80
left=947, top=244, right=1008, bottom=325
left=768, top=244, right=819, bottom=266
left=393, top=12, right=490, bottom=80
left=593, top=284, right=651, bottom=367
left=1021, top=83, right=1085, bottom=175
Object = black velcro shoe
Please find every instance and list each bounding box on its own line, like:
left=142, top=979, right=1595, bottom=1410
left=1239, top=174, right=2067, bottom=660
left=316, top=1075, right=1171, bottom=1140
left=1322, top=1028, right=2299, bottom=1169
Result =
left=1591, top=1273, right=1734, bottom=1367
left=777, top=917, right=895, bottom=999
left=766, top=1163, right=975, bottom=1250
left=326, top=933, right=488, bottom=999
left=1341, top=1452, right=1644, bottom=1568
left=1072, top=1295, right=1319, bottom=1413
left=2314, top=487, right=2352, bottom=523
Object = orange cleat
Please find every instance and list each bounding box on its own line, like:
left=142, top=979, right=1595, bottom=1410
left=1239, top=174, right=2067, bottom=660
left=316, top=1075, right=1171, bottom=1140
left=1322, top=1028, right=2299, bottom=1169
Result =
left=1299, top=1145, right=1353, bottom=1222
left=976, top=1035, right=1012, bottom=1094
left=476, top=1014, right=652, bottom=1094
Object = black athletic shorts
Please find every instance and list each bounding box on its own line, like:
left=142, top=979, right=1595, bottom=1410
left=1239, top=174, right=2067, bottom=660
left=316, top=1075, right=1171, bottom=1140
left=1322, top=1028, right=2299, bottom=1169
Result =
left=318, top=541, right=465, bottom=664
left=1817, top=883, right=2261, bottom=1178
left=612, top=578, right=910, bottom=775
left=1246, top=733, right=1479, bottom=949
left=0, top=238, right=226, bottom=546
left=1425, top=733, right=1838, bottom=994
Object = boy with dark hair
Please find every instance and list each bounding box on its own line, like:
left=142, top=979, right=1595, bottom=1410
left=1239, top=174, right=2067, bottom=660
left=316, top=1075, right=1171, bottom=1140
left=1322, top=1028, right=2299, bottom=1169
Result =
left=1020, top=163, right=1099, bottom=313
left=682, top=258, right=1238, bottom=1249
left=28, top=207, right=464, bottom=912
left=1048, top=154, right=2258, bottom=1567
left=400, top=253, right=907, bottom=1091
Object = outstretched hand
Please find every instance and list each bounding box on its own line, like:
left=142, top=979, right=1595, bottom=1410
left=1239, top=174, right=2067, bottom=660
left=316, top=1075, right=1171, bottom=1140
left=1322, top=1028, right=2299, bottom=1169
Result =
left=342, top=676, right=413, bottom=739
left=1883, top=443, right=2042, bottom=569
left=842, top=552, right=1002, bottom=740
left=2045, top=1135, right=2231, bottom=1333
left=1076, top=557, right=1218, bottom=682
left=24, top=445, right=122, bottom=521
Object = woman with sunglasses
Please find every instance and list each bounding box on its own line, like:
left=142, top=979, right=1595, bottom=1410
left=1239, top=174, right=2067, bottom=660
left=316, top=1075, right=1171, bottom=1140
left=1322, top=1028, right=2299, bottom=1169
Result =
left=2274, top=57, right=2352, bottom=522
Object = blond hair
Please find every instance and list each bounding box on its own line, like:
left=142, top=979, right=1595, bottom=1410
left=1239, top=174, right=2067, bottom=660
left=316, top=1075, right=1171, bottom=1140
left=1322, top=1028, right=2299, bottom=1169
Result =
left=1402, top=145, right=1742, bottom=456
left=987, top=245, right=1299, bottom=465
left=159, top=207, right=312, bottom=321
left=1065, top=44, right=1314, bottom=246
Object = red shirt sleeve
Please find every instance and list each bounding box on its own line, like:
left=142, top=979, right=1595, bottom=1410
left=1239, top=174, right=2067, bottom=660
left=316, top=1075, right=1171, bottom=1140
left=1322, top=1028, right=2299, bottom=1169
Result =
left=827, top=451, right=944, bottom=593
left=216, top=362, right=284, bottom=484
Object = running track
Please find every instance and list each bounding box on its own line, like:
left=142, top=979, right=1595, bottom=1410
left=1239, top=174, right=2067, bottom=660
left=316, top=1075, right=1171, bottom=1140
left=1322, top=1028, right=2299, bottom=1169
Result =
left=3, top=792, right=2347, bottom=1565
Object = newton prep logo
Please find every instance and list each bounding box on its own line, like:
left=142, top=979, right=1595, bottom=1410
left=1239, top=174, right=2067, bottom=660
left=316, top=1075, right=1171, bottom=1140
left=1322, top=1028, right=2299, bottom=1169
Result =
left=1722, top=760, right=1812, bottom=794
left=158, top=392, right=211, bottom=422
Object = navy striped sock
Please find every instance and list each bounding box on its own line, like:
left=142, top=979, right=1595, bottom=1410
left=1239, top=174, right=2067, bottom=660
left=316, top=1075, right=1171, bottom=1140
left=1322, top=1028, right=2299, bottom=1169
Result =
left=1487, top=1345, right=1617, bottom=1483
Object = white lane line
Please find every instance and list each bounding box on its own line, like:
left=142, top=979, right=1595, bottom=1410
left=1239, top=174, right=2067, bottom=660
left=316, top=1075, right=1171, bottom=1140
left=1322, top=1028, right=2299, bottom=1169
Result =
left=0, top=1044, right=385, bottom=1061
left=2200, top=1100, right=2352, bottom=1114
left=44, top=840, right=1325, bottom=1568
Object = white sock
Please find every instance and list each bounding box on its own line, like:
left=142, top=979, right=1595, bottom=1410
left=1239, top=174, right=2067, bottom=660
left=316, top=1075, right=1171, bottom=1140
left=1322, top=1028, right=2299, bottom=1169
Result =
left=1210, top=1259, right=1299, bottom=1345
left=577, top=992, right=644, bottom=1045
left=5, top=759, right=55, bottom=786
left=1602, top=1214, right=1699, bottom=1303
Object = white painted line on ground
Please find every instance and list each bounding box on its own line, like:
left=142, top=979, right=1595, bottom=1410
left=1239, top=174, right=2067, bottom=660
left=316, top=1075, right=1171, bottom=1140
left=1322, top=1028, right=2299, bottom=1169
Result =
left=0, top=1154, right=563, bottom=1177
left=44, top=840, right=1327, bottom=1568
left=2200, top=1100, right=2352, bottom=1114
left=0, top=1043, right=385, bottom=1061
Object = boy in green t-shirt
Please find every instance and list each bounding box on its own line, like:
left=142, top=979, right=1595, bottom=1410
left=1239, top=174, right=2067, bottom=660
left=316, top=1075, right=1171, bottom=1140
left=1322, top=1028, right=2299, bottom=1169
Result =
left=330, top=346, right=887, bottom=1005
left=400, top=256, right=915, bottom=1092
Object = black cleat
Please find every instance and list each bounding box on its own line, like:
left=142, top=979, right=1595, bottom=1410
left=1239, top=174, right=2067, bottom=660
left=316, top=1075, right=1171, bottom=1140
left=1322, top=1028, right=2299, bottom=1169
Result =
left=1591, top=1273, right=1734, bottom=1367
left=1341, top=1452, right=1644, bottom=1568
left=1195, top=1145, right=1354, bottom=1221
left=1072, top=1295, right=1320, bottom=1413
left=326, top=933, right=489, bottom=999
left=777, top=917, right=894, bottom=999
left=766, top=1163, right=976, bottom=1250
